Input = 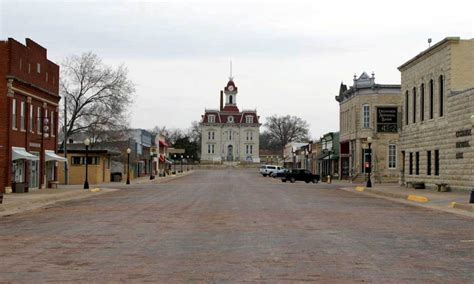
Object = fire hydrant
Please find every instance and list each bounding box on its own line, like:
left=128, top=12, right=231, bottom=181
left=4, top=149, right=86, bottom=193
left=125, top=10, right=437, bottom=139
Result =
left=327, top=175, right=331, bottom=184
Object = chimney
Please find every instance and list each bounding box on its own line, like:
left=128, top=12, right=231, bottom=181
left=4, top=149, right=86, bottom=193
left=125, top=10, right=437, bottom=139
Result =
left=220, top=90, right=224, bottom=111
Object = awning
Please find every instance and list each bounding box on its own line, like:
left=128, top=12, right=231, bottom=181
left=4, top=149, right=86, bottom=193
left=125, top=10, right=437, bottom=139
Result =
left=159, top=140, right=169, bottom=147
left=12, top=147, right=39, bottom=161
left=45, top=150, right=68, bottom=162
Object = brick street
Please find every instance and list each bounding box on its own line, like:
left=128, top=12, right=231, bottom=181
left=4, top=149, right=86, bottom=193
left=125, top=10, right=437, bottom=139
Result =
left=1, top=169, right=473, bottom=282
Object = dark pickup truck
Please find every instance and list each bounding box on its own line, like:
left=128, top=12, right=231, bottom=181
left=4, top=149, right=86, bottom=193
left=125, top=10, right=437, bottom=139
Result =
left=281, top=169, right=320, bottom=183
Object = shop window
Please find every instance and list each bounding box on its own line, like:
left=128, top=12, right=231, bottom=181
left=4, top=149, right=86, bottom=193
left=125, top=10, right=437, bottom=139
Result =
left=434, top=150, right=439, bottom=176
left=71, top=156, right=99, bottom=165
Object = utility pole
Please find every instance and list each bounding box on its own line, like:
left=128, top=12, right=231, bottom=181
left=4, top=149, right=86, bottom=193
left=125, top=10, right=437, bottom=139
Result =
left=64, top=97, right=69, bottom=184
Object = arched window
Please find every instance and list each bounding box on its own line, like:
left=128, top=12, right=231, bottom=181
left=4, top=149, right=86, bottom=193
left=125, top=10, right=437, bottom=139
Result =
left=420, top=83, right=425, bottom=121
left=439, top=75, right=444, bottom=117
left=412, top=87, right=416, bottom=123
left=405, top=91, right=409, bottom=125
left=429, top=79, right=434, bottom=119
left=229, top=95, right=233, bottom=104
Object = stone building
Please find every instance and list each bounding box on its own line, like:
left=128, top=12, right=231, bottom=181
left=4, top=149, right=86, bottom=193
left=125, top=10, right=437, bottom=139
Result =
left=200, top=77, right=261, bottom=163
left=335, top=72, right=401, bottom=183
left=399, top=37, right=474, bottom=190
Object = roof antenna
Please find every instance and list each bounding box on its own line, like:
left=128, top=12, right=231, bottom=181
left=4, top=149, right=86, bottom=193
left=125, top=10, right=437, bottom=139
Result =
left=428, top=38, right=432, bottom=47
left=229, top=60, right=233, bottom=81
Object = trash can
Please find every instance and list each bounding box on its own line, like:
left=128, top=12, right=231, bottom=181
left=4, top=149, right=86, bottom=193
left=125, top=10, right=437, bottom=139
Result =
left=12, top=182, right=26, bottom=193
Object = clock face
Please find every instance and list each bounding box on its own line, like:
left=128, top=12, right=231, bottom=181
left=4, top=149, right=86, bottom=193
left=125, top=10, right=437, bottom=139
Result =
left=228, top=85, right=234, bottom=91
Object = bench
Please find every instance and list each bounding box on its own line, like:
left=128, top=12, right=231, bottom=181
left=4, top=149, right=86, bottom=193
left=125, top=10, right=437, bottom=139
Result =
left=436, top=183, right=449, bottom=192
left=412, top=182, right=425, bottom=189
left=49, top=181, right=60, bottom=189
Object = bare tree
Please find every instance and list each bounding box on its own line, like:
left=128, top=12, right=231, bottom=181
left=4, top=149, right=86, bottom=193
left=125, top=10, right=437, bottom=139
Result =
left=263, top=115, right=310, bottom=154
left=150, top=126, right=184, bottom=145
left=60, top=52, right=135, bottom=145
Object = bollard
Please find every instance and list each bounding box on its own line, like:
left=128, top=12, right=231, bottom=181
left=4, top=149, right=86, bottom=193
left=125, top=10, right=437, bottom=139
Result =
left=470, top=190, right=474, bottom=204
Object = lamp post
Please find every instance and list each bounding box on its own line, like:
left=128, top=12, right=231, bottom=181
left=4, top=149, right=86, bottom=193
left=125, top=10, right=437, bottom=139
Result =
left=39, top=116, right=50, bottom=189
left=126, top=148, right=131, bottom=184
left=83, top=138, right=90, bottom=190
left=173, top=154, right=177, bottom=174
left=366, top=136, right=373, bottom=188
left=180, top=155, right=183, bottom=173
left=191, top=155, right=194, bottom=170
left=186, top=155, right=189, bottom=171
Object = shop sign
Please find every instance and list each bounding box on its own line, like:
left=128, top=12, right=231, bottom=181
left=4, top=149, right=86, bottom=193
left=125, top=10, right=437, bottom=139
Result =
left=376, top=107, right=398, bottom=133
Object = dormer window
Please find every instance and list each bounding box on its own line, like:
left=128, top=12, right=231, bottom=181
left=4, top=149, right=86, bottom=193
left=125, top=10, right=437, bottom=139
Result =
left=208, top=115, right=216, bottom=123
left=227, top=116, right=234, bottom=123
left=246, top=116, right=253, bottom=123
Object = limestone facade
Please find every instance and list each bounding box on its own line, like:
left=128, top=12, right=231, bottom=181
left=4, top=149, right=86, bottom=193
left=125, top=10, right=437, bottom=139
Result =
left=399, top=37, right=474, bottom=190
left=336, top=72, right=402, bottom=183
left=200, top=78, right=261, bottom=163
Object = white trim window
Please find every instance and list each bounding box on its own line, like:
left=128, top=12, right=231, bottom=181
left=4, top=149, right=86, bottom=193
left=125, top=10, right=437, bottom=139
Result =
left=51, top=111, right=55, bottom=136
left=208, top=115, right=215, bottom=123
left=208, top=131, right=215, bottom=140
left=246, top=116, right=253, bottom=123
left=37, top=106, right=42, bottom=134
left=228, top=131, right=232, bottom=140
left=207, top=144, right=215, bottom=154
left=388, top=144, right=396, bottom=169
left=29, top=105, right=34, bottom=132
left=227, top=116, right=234, bottom=123
left=20, top=101, right=26, bottom=130
left=12, top=99, right=17, bottom=129
left=363, top=104, right=370, bottom=128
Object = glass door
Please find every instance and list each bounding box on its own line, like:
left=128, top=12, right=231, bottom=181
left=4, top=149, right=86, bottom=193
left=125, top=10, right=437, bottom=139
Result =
left=29, top=153, right=39, bottom=189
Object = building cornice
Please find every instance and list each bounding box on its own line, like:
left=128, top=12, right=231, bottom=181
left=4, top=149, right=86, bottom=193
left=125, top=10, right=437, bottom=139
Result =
left=398, top=37, right=461, bottom=71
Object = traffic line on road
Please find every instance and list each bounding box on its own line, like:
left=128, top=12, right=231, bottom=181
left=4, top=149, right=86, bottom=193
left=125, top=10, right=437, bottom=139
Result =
left=355, top=186, right=365, bottom=192
left=407, top=195, right=429, bottom=203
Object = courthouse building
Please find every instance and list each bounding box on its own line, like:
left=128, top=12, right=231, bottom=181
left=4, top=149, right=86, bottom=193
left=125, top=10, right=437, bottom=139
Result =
left=200, top=77, right=260, bottom=163
left=0, top=38, right=63, bottom=193
left=336, top=72, right=401, bottom=183
left=399, top=37, right=474, bottom=190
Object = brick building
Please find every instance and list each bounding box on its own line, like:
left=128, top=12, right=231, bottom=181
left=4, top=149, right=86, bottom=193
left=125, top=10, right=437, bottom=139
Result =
left=399, top=37, right=474, bottom=190
left=0, top=38, right=62, bottom=193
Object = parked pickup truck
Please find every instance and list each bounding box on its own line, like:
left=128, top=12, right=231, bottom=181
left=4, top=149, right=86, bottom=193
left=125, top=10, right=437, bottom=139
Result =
left=281, top=169, right=320, bottom=183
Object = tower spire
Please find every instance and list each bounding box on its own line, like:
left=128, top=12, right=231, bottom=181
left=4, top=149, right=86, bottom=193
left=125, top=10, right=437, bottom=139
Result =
left=229, top=60, right=233, bottom=81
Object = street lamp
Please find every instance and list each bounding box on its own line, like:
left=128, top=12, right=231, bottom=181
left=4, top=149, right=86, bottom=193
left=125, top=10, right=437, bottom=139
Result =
left=126, top=148, right=131, bottom=184
left=366, top=136, right=373, bottom=188
left=186, top=155, right=189, bottom=171
left=83, top=138, right=90, bottom=190
left=39, top=116, right=49, bottom=189
left=173, top=154, right=177, bottom=174
left=191, top=155, right=194, bottom=170
left=180, top=155, right=183, bottom=173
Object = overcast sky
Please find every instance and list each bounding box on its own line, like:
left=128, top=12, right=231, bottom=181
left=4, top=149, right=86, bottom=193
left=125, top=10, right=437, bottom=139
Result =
left=1, top=0, right=473, bottom=139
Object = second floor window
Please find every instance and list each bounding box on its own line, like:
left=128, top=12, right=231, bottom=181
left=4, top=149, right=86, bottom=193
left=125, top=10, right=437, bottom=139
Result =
left=12, top=99, right=17, bottom=129
left=20, top=101, right=26, bottom=130
left=429, top=79, right=434, bottom=119
left=37, top=106, right=41, bottom=134
left=29, top=105, right=34, bottom=132
left=439, top=75, right=444, bottom=117
left=228, top=131, right=232, bottom=140
left=208, top=131, right=215, bottom=140
left=420, top=83, right=425, bottom=121
left=412, top=87, right=416, bottom=124
left=363, top=105, right=370, bottom=128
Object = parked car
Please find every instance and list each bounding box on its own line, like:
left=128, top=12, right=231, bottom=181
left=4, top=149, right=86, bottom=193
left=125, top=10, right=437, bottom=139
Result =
left=259, top=165, right=280, bottom=177
left=281, top=169, right=320, bottom=183
left=270, top=167, right=288, bottom=178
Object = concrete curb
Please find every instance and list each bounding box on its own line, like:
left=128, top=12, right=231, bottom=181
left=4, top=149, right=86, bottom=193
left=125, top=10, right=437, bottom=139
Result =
left=350, top=186, right=429, bottom=203
left=450, top=202, right=474, bottom=212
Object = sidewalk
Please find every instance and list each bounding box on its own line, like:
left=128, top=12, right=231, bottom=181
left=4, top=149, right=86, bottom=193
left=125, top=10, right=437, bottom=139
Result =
left=0, top=170, right=194, bottom=217
left=0, top=187, right=117, bottom=217
left=337, top=181, right=474, bottom=218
